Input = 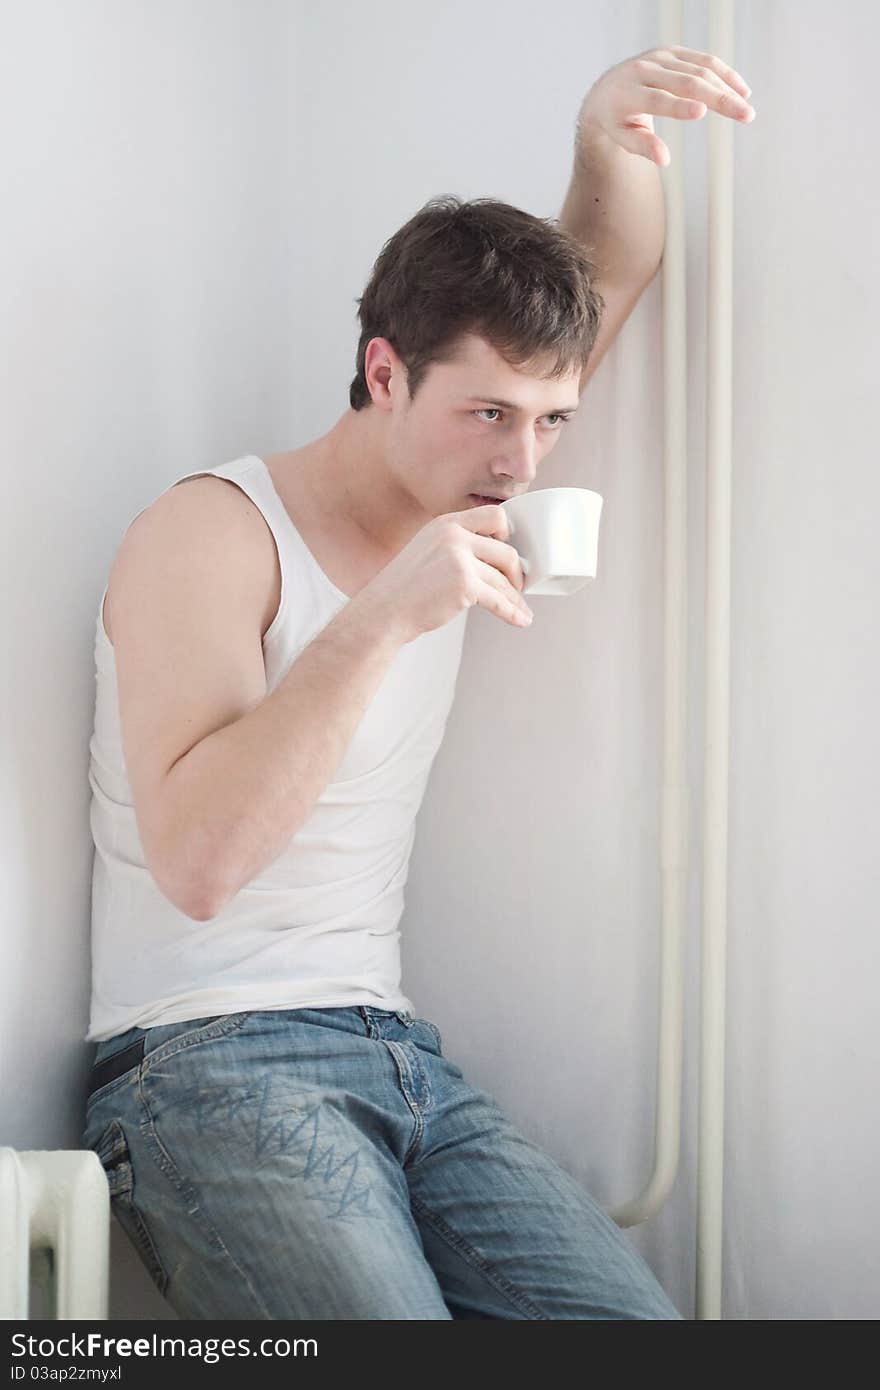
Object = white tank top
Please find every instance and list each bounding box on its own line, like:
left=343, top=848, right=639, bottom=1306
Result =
left=85, top=454, right=468, bottom=1042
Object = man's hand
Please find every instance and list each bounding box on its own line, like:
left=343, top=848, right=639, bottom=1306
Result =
left=576, top=45, right=756, bottom=168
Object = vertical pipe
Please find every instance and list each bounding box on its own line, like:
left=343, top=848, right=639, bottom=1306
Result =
left=697, top=0, right=735, bottom=1321
left=608, top=0, right=689, bottom=1232
left=610, top=0, right=736, bottom=1323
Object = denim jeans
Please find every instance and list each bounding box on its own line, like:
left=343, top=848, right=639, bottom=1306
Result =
left=81, top=1006, right=684, bottom=1320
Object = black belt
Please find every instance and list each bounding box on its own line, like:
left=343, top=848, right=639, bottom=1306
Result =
left=86, top=1036, right=146, bottom=1099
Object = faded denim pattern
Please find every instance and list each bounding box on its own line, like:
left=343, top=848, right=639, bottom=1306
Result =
left=82, top=1006, right=684, bottom=1320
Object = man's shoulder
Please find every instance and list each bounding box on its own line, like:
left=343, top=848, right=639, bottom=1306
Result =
left=106, top=473, right=282, bottom=644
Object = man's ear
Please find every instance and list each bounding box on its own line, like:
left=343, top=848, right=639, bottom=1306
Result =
left=364, top=336, right=400, bottom=407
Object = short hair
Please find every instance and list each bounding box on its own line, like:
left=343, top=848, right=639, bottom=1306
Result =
left=348, top=195, right=605, bottom=410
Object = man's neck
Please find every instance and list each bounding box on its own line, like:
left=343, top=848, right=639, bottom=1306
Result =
left=298, top=406, right=429, bottom=558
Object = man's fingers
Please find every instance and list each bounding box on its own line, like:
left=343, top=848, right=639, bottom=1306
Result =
left=471, top=533, right=526, bottom=593
left=451, top=501, right=510, bottom=538
left=474, top=560, right=533, bottom=626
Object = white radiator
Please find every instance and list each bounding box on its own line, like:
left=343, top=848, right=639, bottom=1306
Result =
left=0, top=1149, right=109, bottom=1319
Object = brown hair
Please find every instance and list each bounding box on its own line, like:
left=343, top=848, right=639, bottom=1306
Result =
left=348, top=195, right=605, bottom=410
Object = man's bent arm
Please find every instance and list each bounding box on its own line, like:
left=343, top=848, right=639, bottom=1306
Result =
left=160, top=593, right=408, bottom=920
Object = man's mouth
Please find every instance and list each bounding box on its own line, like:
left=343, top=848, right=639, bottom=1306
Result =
left=468, top=493, right=510, bottom=506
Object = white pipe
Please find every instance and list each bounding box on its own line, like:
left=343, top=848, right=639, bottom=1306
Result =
left=609, top=0, right=689, bottom=1230
left=607, top=0, right=735, bottom=1325
left=697, top=0, right=735, bottom=1322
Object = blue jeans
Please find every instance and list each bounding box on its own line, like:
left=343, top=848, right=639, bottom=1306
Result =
left=81, top=1006, right=684, bottom=1320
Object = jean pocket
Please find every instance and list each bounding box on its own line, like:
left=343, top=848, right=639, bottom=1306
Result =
left=92, top=1118, right=170, bottom=1298
left=141, top=1010, right=253, bottom=1077
left=413, top=1018, right=443, bottom=1053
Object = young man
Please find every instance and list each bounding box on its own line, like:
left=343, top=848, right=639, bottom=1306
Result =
left=84, top=42, right=759, bottom=1316
left=81, top=192, right=682, bottom=1320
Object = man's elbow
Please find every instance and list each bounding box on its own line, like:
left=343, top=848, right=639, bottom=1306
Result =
left=152, top=861, right=224, bottom=922
left=184, top=879, right=229, bottom=922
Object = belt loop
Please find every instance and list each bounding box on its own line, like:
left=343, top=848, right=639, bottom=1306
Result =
left=395, top=1009, right=413, bottom=1027
left=357, top=1006, right=378, bottom=1038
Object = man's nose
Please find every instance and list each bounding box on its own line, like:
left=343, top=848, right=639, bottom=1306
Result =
left=491, top=444, right=538, bottom=488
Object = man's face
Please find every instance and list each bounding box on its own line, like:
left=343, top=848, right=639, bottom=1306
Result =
left=384, top=332, right=582, bottom=517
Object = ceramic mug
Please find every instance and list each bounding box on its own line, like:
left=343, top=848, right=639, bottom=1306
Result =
left=499, top=487, right=603, bottom=595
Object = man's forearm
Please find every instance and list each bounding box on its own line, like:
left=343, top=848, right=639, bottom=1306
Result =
left=558, top=118, right=665, bottom=284
left=157, top=593, right=409, bottom=920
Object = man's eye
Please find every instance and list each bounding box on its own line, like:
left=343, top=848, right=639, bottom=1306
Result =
left=473, top=409, right=570, bottom=427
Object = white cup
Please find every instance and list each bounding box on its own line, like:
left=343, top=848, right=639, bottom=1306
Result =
left=499, top=487, right=603, bottom=595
